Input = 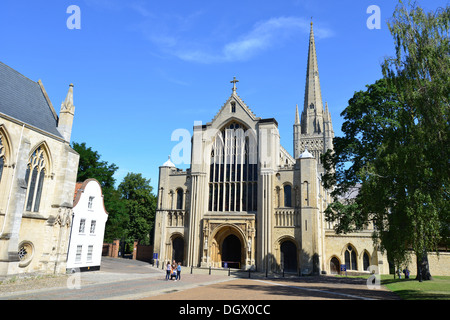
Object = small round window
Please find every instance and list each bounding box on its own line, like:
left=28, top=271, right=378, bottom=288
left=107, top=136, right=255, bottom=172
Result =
left=18, top=241, right=34, bottom=267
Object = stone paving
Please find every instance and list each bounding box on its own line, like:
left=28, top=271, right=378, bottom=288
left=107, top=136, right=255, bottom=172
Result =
left=0, top=257, right=400, bottom=300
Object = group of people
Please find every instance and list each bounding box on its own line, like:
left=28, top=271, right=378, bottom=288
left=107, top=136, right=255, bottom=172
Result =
left=166, top=260, right=182, bottom=281
left=397, top=266, right=410, bottom=279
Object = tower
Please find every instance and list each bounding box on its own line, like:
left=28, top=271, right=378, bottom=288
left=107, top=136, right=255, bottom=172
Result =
left=294, top=21, right=334, bottom=170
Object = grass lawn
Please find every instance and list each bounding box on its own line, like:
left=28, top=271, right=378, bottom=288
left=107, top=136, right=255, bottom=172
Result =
left=380, top=275, right=450, bottom=300
left=335, top=274, right=450, bottom=300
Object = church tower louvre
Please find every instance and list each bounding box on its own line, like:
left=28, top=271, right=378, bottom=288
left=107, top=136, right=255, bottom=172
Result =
left=294, top=21, right=334, bottom=168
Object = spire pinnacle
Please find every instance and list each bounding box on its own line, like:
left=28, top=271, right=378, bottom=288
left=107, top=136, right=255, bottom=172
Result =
left=301, top=19, right=324, bottom=134
left=295, top=104, right=300, bottom=124
left=61, top=83, right=75, bottom=114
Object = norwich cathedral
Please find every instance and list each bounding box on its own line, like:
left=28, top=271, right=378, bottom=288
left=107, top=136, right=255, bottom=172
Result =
left=153, top=22, right=390, bottom=275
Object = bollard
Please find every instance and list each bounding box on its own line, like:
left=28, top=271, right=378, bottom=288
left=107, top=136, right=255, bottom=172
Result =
left=191, top=266, right=193, bottom=274
left=209, top=266, right=211, bottom=275
left=283, top=269, right=285, bottom=277
left=228, top=268, right=231, bottom=276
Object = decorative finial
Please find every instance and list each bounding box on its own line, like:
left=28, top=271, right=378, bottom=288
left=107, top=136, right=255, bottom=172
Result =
left=230, top=76, right=239, bottom=93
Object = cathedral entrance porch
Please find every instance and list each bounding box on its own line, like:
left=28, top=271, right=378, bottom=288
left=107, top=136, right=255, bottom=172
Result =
left=202, top=219, right=255, bottom=270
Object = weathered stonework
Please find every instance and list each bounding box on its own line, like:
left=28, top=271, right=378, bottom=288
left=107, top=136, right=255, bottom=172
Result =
left=0, top=62, right=79, bottom=277
left=153, top=23, right=392, bottom=275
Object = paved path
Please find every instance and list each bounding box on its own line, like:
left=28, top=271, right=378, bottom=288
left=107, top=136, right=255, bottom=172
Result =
left=0, top=258, right=231, bottom=300
left=146, top=274, right=400, bottom=300
left=0, top=257, right=399, bottom=300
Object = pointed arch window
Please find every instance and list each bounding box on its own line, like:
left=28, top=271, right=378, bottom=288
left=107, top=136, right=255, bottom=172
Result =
left=209, top=121, right=257, bottom=212
left=0, top=134, right=4, bottom=183
left=344, top=245, right=357, bottom=270
left=25, top=146, right=47, bottom=212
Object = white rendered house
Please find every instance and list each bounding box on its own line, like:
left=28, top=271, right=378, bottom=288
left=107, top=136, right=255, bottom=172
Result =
left=67, top=179, right=108, bottom=272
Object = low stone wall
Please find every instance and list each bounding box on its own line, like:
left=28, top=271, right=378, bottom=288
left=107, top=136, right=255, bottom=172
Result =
left=398, top=251, right=450, bottom=277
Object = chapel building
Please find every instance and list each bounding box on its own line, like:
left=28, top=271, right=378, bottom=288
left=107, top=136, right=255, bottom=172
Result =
left=0, top=62, right=79, bottom=277
left=153, top=23, right=389, bottom=275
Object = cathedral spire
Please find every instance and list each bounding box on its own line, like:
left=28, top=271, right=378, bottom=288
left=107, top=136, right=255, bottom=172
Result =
left=301, top=19, right=324, bottom=135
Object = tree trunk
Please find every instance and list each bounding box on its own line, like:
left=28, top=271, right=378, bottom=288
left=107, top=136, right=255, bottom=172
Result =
left=416, top=251, right=432, bottom=281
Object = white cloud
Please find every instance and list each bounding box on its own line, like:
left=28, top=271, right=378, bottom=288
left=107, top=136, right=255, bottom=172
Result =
left=129, top=4, right=334, bottom=64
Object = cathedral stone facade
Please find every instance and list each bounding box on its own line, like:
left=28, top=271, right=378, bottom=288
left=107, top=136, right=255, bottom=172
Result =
left=154, top=22, right=389, bottom=275
left=0, top=62, right=79, bottom=277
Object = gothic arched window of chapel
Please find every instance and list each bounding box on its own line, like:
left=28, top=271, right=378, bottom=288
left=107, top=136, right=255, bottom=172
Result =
left=25, top=145, right=48, bottom=212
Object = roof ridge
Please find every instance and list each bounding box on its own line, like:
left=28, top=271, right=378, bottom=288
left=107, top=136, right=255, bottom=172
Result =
left=0, top=61, right=38, bottom=86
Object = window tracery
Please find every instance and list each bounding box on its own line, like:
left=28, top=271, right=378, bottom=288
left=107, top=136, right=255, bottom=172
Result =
left=25, top=145, right=47, bottom=212
left=208, top=121, right=258, bottom=212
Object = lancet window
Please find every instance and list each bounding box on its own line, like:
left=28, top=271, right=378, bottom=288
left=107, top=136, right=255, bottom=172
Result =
left=0, top=134, right=4, bottom=183
left=208, top=121, right=258, bottom=212
left=25, top=145, right=47, bottom=212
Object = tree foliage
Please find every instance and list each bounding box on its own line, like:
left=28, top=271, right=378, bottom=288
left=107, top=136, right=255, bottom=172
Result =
left=72, top=142, right=157, bottom=247
left=322, top=1, right=449, bottom=279
left=118, top=173, right=157, bottom=245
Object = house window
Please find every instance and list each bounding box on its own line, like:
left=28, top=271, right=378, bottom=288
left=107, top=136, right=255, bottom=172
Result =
left=88, top=196, right=94, bottom=209
left=87, top=245, right=93, bottom=262
left=75, top=245, right=82, bottom=262
left=79, top=219, right=86, bottom=233
left=90, top=220, right=96, bottom=234
left=24, top=146, right=47, bottom=212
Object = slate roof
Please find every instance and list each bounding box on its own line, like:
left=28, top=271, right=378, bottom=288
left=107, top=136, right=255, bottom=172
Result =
left=0, top=61, right=63, bottom=138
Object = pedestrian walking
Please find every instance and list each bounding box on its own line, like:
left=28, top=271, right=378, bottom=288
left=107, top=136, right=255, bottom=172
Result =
left=404, top=267, right=410, bottom=279
left=176, top=262, right=182, bottom=280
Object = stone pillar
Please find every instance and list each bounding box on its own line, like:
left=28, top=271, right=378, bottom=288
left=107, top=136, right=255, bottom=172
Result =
left=112, top=239, right=120, bottom=258
left=132, top=240, right=138, bottom=260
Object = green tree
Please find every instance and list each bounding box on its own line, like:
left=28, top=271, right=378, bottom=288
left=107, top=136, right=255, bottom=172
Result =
left=382, top=0, right=449, bottom=280
left=118, top=173, right=157, bottom=246
left=72, top=142, right=118, bottom=189
left=323, top=1, right=449, bottom=280
left=71, top=142, right=127, bottom=242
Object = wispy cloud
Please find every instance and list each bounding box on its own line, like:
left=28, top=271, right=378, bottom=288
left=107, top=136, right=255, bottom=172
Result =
left=128, top=2, right=334, bottom=64
left=174, top=17, right=333, bottom=64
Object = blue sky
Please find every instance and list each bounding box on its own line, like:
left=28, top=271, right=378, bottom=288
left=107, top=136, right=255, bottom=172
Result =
left=0, top=0, right=447, bottom=190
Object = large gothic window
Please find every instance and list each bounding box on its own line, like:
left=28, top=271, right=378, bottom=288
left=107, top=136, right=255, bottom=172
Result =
left=209, top=121, right=258, bottom=212
left=25, top=145, right=47, bottom=212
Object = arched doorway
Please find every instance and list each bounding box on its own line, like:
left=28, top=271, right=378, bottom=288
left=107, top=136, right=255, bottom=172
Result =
left=172, top=237, right=184, bottom=264
left=280, top=240, right=297, bottom=272
left=330, top=257, right=340, bottom=274
left=221, top=234, right=241, bottom=268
